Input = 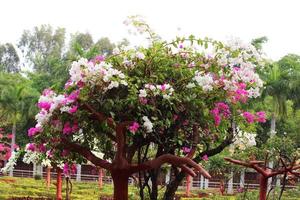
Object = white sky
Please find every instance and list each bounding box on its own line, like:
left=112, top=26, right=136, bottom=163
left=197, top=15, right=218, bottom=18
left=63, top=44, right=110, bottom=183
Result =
left=1, top=0, right=300, bottom=60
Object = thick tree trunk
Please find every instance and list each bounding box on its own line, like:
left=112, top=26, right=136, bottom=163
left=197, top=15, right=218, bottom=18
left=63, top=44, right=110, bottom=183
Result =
left=56, top=168, right=63, bottom=200
left=112, top=172, right=129, bottom=200
left=259, top=176, right=268, bottom=200
left=9, top=123, right=16, bottom=177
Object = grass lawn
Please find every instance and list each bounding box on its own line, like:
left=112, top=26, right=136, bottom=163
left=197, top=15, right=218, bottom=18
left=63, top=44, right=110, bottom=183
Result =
left=0, top=176, right=300, bottom=200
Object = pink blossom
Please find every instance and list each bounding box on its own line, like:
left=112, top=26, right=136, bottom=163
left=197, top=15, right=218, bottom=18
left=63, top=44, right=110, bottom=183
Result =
left=0, top=133, right=3, bottom=139
left=234, top=89, right=248, bottom=103
left=211, top=102, right=231, bottom=126
left=70, top=164, right=77, bottom=174
left=28, top=127, right=42, bottom=137
left=242, top=112, right=255, bottom=123
left=69, top=106, right=78, bottom=114
left=160, top=84, right=167, bottom=92
left=139, top=97, right=148, bottom=105
left=182, top=147, right=191, bottom=153
left=26, top=143, right=35, bottom=151
left=72, top=122, right=79, bottom=132
left=64, top=79, right=72, bottom=89
left=256, top=111, right=266, bottom=123
left=0, top=144, right=4, bottom=151
left=37, top=102, right=52, bottom=111
left=4, top=151, right=11, bottom=160
left=38, top=144, right=46, bottom=153
left=129, top=122, right=140, bottom=133
left=233, top=67, right=240, bottom=72
left=63, top=163, right=69, bottom=175
left=46, top=150, right=53, bottom=158
left=68, top=90, right=80, bottom=102
left=91, top=55, right=105, bottom=64
left=173, top=114, right=179, bottom=121
left=7, top=134, right=13, bottom=139
left=42, top=88, right=54, bottom=96
left=77, top=80, right=85, bottom=88
left=213, top=115, right=221, bottom=126
left=202, top=154, right=209, bottom=161
left=63, top=122, right=73, bottom=135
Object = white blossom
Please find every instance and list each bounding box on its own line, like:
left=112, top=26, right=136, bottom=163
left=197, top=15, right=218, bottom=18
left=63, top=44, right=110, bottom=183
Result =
left=142, top=116, right=153, bottom=133
left=139, top=89, right=147, bottom=98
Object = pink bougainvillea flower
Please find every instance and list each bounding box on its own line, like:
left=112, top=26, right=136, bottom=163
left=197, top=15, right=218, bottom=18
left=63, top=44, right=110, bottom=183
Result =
left=139, top=97, right=148, bottom=105
left=37, top=102, right=52, bottom=111
left=92, top=55, right=105, bottom=64
left=160, top=84, right=167, bottom=92
left=211, top=102, right=231, bottom=126
left=28, top=127, right=42, bottom=137
left=64, top=79, right=73, bottom=89
left=46, top=150, right=53, bottom=158
left=202, top=154, right=209, bottom=161
left=63, top=163, right=69, bottom=175
left=38, top=143, right=46, bottom=153
left=68, top=90, right=80, bottom=102
left=4, top=151, right=11, bottom=160
left=0, top=144, right=4, bottom=151
left=173, top=114, right=179, bottom=121
left=256, top=111, right=266, bottom=123
left=69, top=105, right=78, bottom=114
left=70, top=163, right=77, bottom=174
left=26, top=143, right=36, bottom=151
left=77, top=80, right=85, bottom=88
left=129, top=122, right=140, bottom=133
left=63, top=122, right=72, bottom=135
left=242, top=112, right=255, bottom=123
left=42, top=88, right=54, bottom=96
left=7, top=134, right=13, bottom=139
left=182, top=147, right=191, bottom=153
left=72, top=121, right=79, bottom=132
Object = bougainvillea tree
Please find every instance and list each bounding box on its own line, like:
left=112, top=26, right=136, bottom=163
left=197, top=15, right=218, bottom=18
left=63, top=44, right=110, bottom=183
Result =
left=0, top=128, right=17, bottom=168
left=28, top=17, right=266, bottom=200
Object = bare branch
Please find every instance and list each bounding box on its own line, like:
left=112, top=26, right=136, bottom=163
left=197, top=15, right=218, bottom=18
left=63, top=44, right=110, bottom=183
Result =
left=130, top=154, right=211, bottom=178
left=61, top=138, right=112, bottom=170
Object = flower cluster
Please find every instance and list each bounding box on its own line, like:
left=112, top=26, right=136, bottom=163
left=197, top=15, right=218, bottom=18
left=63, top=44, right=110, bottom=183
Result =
left=1, top=150, right=20, bottom=173
left=139, top=83, right=174, bottom=101
left=233, top=130, right=257, bottom=151
left=242, top=111, right=266, bottom=124
left=188, top=71, right=215, bottom=91
left=210, top=102, right=231, bottom=126
left=69, top=58, right=127, bottom=91
left=142, top=116, right=153, bottom=133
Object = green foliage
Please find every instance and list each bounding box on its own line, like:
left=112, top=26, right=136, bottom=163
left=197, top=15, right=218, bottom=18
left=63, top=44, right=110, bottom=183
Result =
left=0, top=43, right=20, bottom=73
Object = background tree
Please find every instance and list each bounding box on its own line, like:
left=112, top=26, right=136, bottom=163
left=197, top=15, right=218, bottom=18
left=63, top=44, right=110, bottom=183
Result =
left=0, top=73, right=39, bottom=175
left=0, top=43, right=20, bottom=73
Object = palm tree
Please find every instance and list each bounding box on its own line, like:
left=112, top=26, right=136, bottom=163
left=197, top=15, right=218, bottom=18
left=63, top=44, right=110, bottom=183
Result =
left=0, top=73, right=38, bottom=176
